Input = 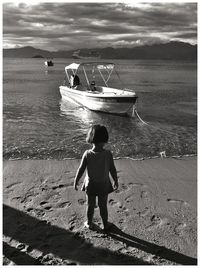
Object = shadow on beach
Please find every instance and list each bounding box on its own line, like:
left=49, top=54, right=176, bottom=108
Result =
left=3, top=204, right=148, bottom=265
left=107, top=224, right=197, bottom=265
left=3, top=242, right=43, bottom=265
left=3, top=204, right=197, bottom=265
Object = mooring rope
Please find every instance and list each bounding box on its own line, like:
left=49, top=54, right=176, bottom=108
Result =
left=134, top=109, right=179, bottom=137
left=134, top=109, right=148, bottom=125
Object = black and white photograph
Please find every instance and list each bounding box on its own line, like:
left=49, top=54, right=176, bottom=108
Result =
left=3, top=0, right=197, bottom=265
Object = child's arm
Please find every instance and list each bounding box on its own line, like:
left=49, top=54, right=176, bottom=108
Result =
left=109, top=152, right=118, bottom=190
left=74, top=152, right=87, bottom=191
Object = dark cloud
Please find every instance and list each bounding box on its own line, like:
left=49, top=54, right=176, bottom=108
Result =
left=3, top=2, right=197, bottom=50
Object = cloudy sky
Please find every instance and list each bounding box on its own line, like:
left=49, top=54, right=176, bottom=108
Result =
left=3, top=1, right=197, bottom=51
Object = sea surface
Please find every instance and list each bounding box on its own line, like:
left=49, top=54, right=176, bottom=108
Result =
left=3, top=58, right=197, bottom=160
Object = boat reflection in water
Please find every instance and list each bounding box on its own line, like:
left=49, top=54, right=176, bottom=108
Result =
left=59, top=98, right=99, bottom=126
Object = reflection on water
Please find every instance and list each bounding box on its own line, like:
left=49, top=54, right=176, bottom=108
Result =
left=60, top=99, right=97, bottom=125
left=59, top=98, right=196, bottom=160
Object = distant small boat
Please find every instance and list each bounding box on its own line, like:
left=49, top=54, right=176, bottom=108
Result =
left=44, top=59, right=54, bottom=67
left=59, top=62, right=138, bottom=116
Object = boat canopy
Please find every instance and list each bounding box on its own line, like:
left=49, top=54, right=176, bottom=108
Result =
left=65, top=63, right=80, bottom=71
left=64, top=62, right=116, bottom=87
left=65, top=62, right=114, bottom=71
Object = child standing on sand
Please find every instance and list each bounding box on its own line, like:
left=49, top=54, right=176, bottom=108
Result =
left=74, top=124, right=118, bottom=231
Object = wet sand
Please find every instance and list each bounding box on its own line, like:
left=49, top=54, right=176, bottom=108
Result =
left=3, top=157, right=197, bottom=265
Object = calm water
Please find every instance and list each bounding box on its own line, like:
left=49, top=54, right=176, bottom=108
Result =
left=3, top=58, right=197, bottom=160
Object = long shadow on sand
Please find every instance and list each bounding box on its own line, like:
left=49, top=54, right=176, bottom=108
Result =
left=107, top=224, right=197, bottom=265
left=3, top=204, right=149, bottom=265
left=4, top=204, right=197, bottom=265
left=3, top=242, right=43, bottom=265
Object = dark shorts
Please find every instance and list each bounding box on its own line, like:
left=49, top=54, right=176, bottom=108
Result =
left=82, top=180, right=113, bottom=196
left=86, top=194, right=108, bottom=208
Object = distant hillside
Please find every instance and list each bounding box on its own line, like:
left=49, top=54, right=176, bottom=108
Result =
left=106, top=42, right=197, bottom=60
left=3, top=42, right=197, bottom=60
left=32, top=55, right=44, bottom=58
left=3, top=46, right=53, bottom=58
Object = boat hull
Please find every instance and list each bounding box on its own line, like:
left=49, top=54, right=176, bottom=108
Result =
left=59, top=86, right=137, bottom=115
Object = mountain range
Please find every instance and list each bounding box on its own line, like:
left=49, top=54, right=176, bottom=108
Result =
left=3, top=41, right=197, bottom=60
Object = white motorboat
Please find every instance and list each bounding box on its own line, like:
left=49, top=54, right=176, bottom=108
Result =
left=59, top=62, right=138, bottom=116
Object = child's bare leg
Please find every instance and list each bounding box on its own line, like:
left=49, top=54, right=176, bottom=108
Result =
left=98, top=195, right=108, bottom=228
left=86, top=195, right=96, bottom=225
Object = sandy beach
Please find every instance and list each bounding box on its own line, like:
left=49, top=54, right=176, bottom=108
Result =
left=3, top=156, right=197, bottom=265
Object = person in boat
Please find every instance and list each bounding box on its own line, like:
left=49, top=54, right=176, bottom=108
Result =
left=70, top=75, right=74, bottom=87
left=74, top=75, right=80, bottom=87
left=70, top=74, right=80, bottom=88
left=74, top=125, right=118, bottom=231
left=90, top=80, right=96, bottom=91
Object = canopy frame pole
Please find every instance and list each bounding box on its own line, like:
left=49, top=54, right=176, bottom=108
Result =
left=98, top=68, right=108, bottom=87
left=115, top=68, right=125, bottom=90
left=105, top=67, right=114, bottom=83
left=65, top=70, right=70, bottom=83
left=83, top=66, right=90, bottom=86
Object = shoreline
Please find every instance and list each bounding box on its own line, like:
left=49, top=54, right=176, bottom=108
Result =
left=3, top=157, right=197, bottom=265
left=4, top=153, right=197, bottom=162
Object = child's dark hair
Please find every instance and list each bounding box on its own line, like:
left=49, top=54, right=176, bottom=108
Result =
left=86, top=124, right=109, bottom=143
